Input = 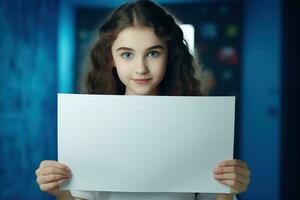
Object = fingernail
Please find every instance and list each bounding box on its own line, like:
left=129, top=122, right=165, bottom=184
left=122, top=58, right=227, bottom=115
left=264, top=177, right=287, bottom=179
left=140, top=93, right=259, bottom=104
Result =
left=213, top=174, right=219, bottom=179
left=214, top=167, right=220, bottom=172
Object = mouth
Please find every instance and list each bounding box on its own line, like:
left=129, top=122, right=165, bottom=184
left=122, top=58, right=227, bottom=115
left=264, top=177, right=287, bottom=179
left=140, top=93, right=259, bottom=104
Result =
left=132, top=78, right=152, bottom=84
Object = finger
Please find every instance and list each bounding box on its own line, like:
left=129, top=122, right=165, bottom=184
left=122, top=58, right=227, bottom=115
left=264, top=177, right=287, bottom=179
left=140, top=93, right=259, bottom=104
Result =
left=35, top=168, right=40, bottom=176
left=214, top=166, right=251, bottom=178
left=40, top=160, right=71, bottom=172
left=37, top=167, right=70, bottom=176
left=218, top=159, right=248, bottom=168
left=39, top=178, right=68, bottom=192
left=37, top=174, right=70, bottom=184
left=213, top=172, right=247, bottom=185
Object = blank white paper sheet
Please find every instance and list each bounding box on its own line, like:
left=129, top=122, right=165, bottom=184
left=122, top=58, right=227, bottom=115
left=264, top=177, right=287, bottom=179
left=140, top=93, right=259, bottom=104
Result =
left=58, top=94, right=235, bottom=193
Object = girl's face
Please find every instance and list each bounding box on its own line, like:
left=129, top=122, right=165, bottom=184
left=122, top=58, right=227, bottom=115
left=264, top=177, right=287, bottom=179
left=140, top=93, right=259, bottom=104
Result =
left=111, top=26, right=168, bottom=95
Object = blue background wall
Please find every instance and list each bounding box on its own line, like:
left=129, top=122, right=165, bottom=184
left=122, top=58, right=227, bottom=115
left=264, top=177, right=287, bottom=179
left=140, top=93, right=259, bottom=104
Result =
left=0, top=0, right=286, bottom=200
left=240, top=0, right=281, bottom=199
left=0, top=0, right=58, bottom=199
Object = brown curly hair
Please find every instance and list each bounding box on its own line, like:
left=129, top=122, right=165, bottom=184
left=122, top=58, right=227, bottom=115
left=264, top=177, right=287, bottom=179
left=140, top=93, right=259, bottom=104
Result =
left=86, top=0, right=203, bottom=96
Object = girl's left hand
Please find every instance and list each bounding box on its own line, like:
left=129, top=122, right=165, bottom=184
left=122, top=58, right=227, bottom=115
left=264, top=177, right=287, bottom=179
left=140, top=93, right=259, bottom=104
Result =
left=213, top=159, right=251, bottom=194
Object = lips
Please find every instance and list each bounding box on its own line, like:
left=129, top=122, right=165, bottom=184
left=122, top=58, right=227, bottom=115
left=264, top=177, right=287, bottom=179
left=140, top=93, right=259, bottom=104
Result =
left=132, top=78, right=152, bottom=84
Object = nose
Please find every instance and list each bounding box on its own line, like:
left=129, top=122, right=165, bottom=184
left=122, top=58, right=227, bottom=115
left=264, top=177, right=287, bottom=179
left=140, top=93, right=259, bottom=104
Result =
left=135, top=58, right=149, bottom=75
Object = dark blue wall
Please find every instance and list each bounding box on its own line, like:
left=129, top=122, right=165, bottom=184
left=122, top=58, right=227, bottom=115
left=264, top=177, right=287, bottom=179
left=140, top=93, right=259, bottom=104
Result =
left=240, top=0, right=282, bottom=199
left=0, top=0, right=58, bottom=199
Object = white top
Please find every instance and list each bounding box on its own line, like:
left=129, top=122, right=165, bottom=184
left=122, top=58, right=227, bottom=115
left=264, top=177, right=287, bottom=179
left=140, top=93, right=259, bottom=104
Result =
left=70, top=191, right=238, bottom=200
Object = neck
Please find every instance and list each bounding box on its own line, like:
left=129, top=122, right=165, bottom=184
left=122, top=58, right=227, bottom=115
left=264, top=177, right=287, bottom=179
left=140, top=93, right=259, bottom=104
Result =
left=125, top=88, right=159, bottom=95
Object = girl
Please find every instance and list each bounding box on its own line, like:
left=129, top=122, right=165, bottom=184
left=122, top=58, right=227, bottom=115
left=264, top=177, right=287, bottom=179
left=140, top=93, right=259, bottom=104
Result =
left=35, top=0, right=250, bottom=200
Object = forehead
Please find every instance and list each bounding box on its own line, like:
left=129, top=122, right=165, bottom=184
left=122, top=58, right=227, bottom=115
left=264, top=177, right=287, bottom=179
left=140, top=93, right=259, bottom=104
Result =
left=112, top=26, right=166, bottom=50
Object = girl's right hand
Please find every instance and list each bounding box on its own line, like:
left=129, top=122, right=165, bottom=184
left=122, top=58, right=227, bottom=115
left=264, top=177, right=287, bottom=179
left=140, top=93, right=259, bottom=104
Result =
left=35, top=160, right=71, bottom=196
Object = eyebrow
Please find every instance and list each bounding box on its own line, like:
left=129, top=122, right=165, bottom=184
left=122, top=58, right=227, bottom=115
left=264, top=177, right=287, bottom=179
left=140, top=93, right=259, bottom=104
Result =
left=116, top=45, right=164, bottom=52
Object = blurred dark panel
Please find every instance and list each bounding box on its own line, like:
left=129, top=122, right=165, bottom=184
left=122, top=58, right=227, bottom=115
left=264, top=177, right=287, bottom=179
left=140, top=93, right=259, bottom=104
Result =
left=162, top=1, right=243, bottom=97
left=281, top=0, right=300, bottom=199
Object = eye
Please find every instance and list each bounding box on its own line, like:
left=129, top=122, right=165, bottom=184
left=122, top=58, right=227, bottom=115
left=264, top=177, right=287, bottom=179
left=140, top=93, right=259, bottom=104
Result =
left=121, top=52, right=133, bottom=60
left=147, top=51, right=160, bottom=58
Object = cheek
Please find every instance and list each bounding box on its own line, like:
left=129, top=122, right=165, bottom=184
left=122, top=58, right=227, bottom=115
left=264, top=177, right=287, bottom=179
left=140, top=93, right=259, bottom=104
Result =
left=115, top=63, right=131, bottom=81
left=114, top=56, right=131, bottom=70
left=151, top=59, right=167, bottom=78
